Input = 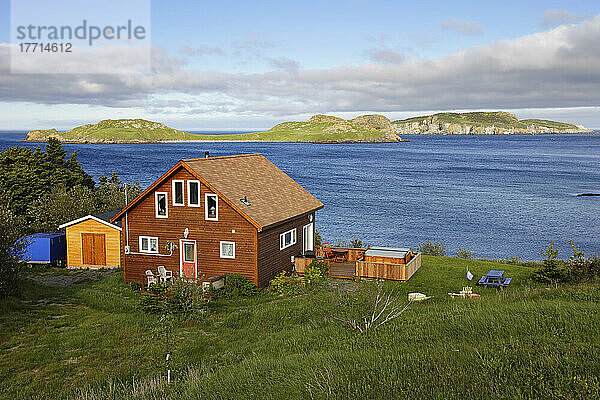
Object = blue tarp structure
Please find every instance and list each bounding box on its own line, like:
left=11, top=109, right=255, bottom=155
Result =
left=19, top=233, right=66, bottom=265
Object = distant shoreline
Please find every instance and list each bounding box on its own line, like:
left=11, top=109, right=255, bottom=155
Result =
left=20, top=131, right=598, bottom=145
left=21, top=138, right=408, bottom=144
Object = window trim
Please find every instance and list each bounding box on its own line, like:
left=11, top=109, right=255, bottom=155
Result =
left=187, top=180, right=201, bottom=207
left=303, top=222, right=314, bottom=253
left=205, top=193, right=218, bottom=221
left=220, top=241, right=235, bottom=259
left=182, top=241, right=197, bottom=263
left=280, top=228, right=297, bottom=250
left=172, top=180, right=185, bottom=206
left=155, top=192, right=168, bottom=218
left=139, top=236, right=159, bottom=254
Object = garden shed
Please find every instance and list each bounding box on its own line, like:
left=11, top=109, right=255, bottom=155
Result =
left=59, top=210, right=122, bottom=269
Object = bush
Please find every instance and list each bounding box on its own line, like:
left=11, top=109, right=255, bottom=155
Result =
left=140, top=280, right=207, bottom=320
left=129, top=281, right=142, bottom=292
left=0, top=195, right=26, bottom=298
left=304, top=260, right=329, bottom=284
left=217, top=273, right=259, bottom=298
left=270, top=271, right=305, bottom=295
left=314, top=229, right=322, bottom=247
left=534, top=241, right=570, bottom=284
left=417, top=241, right=447, bottom=256
left=455, top=247, right=473, bottom=259
left=567, top=240, right=600, bottom=282
left=349, top=238, right=364, bottom=248
left=169, top=278, right=207, bottom=321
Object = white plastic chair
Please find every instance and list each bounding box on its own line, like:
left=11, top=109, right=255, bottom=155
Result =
left=158, top=266, right=173, bottom=283
left=145, top=270, right=157, bottom=286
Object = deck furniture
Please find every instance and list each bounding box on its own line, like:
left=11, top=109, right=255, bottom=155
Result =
left=145, top=270, right=157, bottom=286
left=477, top=270, right=511, bottom=288
left=331, top=248, right=348, bottom=262
left=321, top=242, right=335, bottom=261
left=295, top=246, right=422, bottom=281
left=157, top=266, right=173, bottom=283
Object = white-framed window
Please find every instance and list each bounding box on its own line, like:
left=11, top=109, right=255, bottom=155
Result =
left=139, top=236, right=159, bottom=254
left=220, top=241, right=235, bottom=259
left=280, top=228, right=297, bottom=250
left=155, top=192, right=168, bottom=218
left=205, top=193, right=218, bottom=221
left=188, top=180, right=200, bottom=207
left=172, top=180, right=184, bottom=206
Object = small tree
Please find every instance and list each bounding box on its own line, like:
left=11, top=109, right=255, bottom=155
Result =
left=0, top=194, right=26, bottom=297
left=455, top=247, right=473, bottom=259
left=314, top=229, right=322, bottom=247
left=535, top=241, right=569, bottom=284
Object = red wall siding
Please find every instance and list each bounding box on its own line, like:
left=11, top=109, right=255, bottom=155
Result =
left=119, top=167, right=258, bottom=284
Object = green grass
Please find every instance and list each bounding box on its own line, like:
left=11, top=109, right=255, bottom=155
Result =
left=1, top=258, right=599, bottom=399
left=393, top=112, right=584, bottom=132
left=26, top=116, right=401, bottom=143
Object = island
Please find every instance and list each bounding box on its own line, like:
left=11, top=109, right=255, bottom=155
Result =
left=392, top=111, right=593, bottom=135
left=23, top=112, right=593, bottom=144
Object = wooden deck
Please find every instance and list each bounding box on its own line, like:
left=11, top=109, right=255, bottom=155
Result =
left=328, top=262, right=356, bottom=279
left=294, top=249, right=422, bottom=281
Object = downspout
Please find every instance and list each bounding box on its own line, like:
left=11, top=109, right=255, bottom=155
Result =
left=123, top=183, right=174, bottom=258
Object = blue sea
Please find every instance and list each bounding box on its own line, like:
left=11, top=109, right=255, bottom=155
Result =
left=1, top=131, right=599, bottom=260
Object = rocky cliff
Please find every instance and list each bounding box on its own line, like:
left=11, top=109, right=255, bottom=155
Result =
left=392, top=112, right=593, bottom=135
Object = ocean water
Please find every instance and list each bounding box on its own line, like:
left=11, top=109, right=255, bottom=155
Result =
left=1, top=131, right=599, bottom=260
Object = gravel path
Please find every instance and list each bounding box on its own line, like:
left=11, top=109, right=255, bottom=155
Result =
left=28, top=268, right=119, bottom=287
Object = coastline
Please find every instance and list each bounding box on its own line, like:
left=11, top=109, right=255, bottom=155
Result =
left=21, top=138, right=409, bottom=144
left=20, top=131, right=596, bottom=144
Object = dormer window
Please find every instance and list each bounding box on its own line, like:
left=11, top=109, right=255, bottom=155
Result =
left=155, top=192, right=168, bottom=218
left=188, top=180, right=200, bottom=207
left=205, top=193, right=218, bottom=220
left=172, top=180, right=184, bottom=206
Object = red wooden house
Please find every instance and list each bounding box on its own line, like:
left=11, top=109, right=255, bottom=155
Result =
left=111, top=153, right=323, bottom=287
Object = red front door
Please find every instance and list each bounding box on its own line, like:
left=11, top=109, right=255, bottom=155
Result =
left=179, top=239, right=197, bottom=280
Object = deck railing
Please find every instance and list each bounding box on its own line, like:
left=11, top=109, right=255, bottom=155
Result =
left=295, top=249, right=422, bottom=281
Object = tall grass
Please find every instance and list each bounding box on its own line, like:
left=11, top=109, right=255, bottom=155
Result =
left=1, top=258, right=599, bottom=399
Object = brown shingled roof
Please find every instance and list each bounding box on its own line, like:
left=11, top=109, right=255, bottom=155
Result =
left=183, top=154, right=323, bottom=230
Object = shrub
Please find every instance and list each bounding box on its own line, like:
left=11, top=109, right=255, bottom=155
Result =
left=0, top=195, right=26, bottom=298
left=417, top=241, right=447, bottom=256
left=455, top=247, right=473, bottom=259
left=129, top=281, right=142, bottom=292
left=349, top=238, right=364, bottom=248
left=314, top=229, right=322, bottom=247
left=140, top=280, right=207, bottom=320
left=304, top=260, right=329, bottom=284
left=270, top=271, right=305, bottom=295
left=218, top=273, right=259, bottom=298
left=168, top=278, right=207, bottom=321
left=567, top=240, right=600, bottom=282
left=534, top=241, right=570, bottom=284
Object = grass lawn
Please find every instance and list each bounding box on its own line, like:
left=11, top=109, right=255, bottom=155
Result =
left=1, top=257, right=599, bottom=399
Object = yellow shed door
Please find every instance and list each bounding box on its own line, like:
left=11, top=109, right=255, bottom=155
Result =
left=82, top=233, right=107, bottom=266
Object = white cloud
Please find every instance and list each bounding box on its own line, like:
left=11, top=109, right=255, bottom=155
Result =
left=1, top=16, right=600, bottom=123
left=441, top=18, right=483, bottom=36
left=540, top=9, right=585, bottom=28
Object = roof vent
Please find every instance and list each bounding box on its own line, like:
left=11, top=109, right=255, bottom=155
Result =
left=204, top=151, right=210, bottom=158
left=240, top=196, right=251, bottom=206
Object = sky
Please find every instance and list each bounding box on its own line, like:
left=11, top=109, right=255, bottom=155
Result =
left=1, top=0, right=600, bottom=130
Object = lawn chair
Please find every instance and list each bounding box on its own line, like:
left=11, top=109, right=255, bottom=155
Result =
left=321, top=242, right=335, bottom=261
left=145, top=269, right=157, bottom=286
left=157, top=266, right=173, bottom=283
